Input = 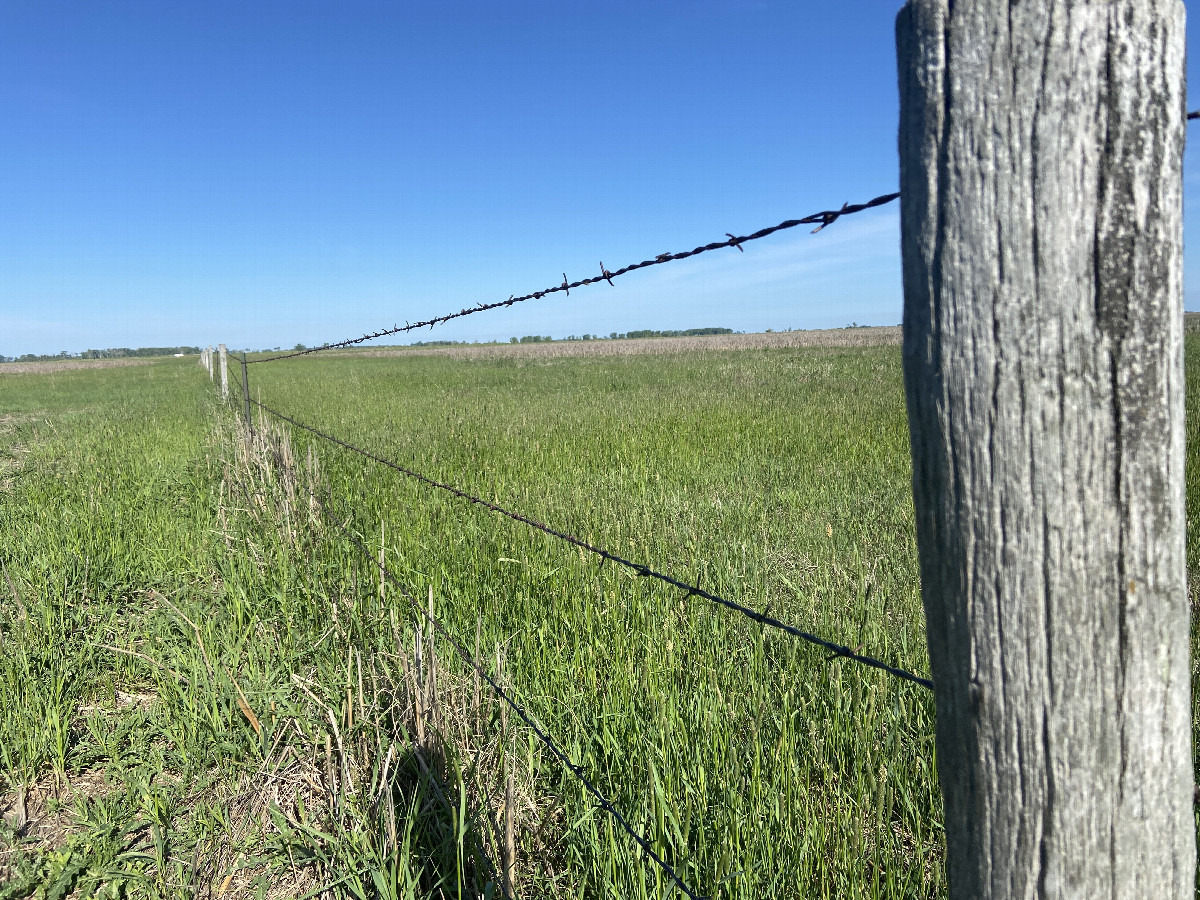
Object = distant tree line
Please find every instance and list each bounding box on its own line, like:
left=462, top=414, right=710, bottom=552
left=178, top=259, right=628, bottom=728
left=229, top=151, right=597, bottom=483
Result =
left=0, top=346, right=202, bottom=363
left=614, top=327, right=733, bottom=340
left=512, top=327, right=736, bottom=344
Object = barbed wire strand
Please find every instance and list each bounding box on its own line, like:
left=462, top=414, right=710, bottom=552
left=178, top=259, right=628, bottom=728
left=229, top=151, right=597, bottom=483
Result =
left=247, top=191, right=901, bottom=365
left=314, top=488, right=706, bottom=900
left=250, top=396, right=933, bottom=691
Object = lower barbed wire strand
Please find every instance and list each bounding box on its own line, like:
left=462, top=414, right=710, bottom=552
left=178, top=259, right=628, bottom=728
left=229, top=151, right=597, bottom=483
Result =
left=250, top=396, right=933, bottom=691
left=314, top=488, right=707, bottom=900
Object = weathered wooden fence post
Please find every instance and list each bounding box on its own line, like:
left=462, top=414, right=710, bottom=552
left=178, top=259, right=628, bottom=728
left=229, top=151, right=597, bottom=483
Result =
left=241, top=353, right=252, bottom=435
left=896, top=3, right=1192, bottom=897
left=218, top=343, right=228, bottom=401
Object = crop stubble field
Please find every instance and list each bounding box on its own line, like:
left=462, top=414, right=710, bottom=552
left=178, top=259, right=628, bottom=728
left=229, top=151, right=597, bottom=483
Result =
left=0, top=329, right=1197, bottom=899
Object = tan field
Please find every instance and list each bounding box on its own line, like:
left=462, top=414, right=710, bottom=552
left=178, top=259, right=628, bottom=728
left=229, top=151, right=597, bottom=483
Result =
left=355, top=325, right=902, bottom=360
left=0, top=357, right=157, bottom=375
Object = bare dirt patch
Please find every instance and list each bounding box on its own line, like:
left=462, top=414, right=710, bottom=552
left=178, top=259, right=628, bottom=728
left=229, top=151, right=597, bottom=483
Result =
left=0, top=770, right=112, bottom=857
left=352, top=326, right=901, bottom=361
left=0, top=357, right=157, bottom=375
left=77, top=688, right=158, bottom=717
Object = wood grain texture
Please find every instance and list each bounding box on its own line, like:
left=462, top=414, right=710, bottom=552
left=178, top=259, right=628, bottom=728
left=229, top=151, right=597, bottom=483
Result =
left=896, top=2, right=1192, bottom=897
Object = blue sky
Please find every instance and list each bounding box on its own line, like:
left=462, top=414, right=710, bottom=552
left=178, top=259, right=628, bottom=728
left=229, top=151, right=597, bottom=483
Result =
left=3, top=1, right=1200, bottom=356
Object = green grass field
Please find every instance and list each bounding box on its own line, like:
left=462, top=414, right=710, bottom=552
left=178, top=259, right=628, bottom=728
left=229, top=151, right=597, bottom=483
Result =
left=0, top=336, right=1195, bottom=898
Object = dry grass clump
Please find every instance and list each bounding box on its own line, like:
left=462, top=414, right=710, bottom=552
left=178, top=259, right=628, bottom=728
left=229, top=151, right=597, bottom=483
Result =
left=202, top=614, right=555, bottom=900
left=214, top=411, right=323, bottom=552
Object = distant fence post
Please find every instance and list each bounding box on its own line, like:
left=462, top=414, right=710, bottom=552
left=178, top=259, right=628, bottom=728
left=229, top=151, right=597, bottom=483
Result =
left=896, top=2, right=1192, bottom=898
left=218, top=344, right=228, bottom=401
left=241, top=353, right=252, bottom=435
left=206, top=346, right=214, bottom=380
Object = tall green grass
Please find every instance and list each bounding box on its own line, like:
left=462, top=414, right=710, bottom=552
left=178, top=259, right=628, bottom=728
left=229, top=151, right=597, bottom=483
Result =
left=244, top=345, right=942, bottom=898
left=0, top=363, right=233, bottom=897
left=5, top=335, right=1196, bottom=898
left=0, top=363, right=508, bottom=898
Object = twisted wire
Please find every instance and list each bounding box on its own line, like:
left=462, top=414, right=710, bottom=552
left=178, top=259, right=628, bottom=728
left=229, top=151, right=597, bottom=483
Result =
left=247, top=191, right=901, bottom=365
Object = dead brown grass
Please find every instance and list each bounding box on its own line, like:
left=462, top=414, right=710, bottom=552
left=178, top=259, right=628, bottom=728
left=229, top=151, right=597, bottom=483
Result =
left=0, top=358, right=157, bottom=375
left=349, top=326, right=901, bottom=361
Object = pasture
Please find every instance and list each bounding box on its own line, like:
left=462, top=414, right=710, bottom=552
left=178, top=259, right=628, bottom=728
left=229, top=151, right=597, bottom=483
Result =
left=0, top=333, right=1194, bottom=898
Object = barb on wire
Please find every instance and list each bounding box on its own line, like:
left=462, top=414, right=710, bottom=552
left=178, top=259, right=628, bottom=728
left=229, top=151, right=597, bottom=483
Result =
left=315, top=489, right=705, bottom=900
left=250, top=397, right=933, bottom=691
left=248, top=190, right=901, bottom=365
left=1189, top=110, right=1200, bottom=120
